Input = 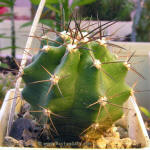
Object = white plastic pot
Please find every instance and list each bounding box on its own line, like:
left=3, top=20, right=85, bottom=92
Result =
left=0, top=89, right=149, bottom=149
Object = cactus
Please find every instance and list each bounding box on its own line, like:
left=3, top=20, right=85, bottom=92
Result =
left=22, top=21, right=132, bottom=141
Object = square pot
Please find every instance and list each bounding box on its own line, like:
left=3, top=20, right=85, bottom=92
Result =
left=0, top=89, right=149, bottom=149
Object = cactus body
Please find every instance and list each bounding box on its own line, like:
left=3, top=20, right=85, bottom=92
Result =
left=22, top=28, right=131, bottom=141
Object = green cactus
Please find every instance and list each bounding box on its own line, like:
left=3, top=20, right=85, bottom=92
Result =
left=22, top=22, right=132, bottom=141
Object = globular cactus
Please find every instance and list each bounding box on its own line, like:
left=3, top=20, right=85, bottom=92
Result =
left=22, top=21, right=132, bottom=141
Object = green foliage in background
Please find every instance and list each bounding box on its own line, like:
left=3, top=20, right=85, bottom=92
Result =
left=30, top=0, right=96, bottom=31
left=136, top=0, right=150, bottom=42
left=0, top=70, right=24, bottom=107
left=0, top=73, right=15, bottom=106
left=79, top=0, right=134, bottom=21
left=0, top=0, right=16, bottom=57
left=140, top=106, right=150, bottom=119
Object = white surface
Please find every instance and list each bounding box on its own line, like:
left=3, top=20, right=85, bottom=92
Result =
left=0, top=90, right=15, bottom=145
left=15, top=0, right=31, bottom=7
left=70, top=21, right=133, bottom=39
left=14, top=7, right=31, bottom=18
left=111, top=42, right=150, bottom=112
left=127, top=96, right=150, bottom=146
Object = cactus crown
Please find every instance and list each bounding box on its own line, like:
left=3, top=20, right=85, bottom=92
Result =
left=22, top=19, right=134, bottom=142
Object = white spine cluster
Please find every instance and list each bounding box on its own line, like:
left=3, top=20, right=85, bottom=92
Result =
left=41, top=35, right=49, bottom=40
left=67, top=43, right=77, bottom=53
left=97, top=37, right=107, bottom=46
left=60, top=31, right=70, bottom=39
left=93, top=59, right=102, bottom=69
left=99, top=96, right=107, bottom=106
left=42, top=45, right=51, bottom=51
left=123, top=61, right=131, bottom=70
left=80, top=32, right=89, bottom=43
left=50, top=75, right=60, bottom=85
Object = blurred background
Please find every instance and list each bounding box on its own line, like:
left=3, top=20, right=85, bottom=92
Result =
left=0, top=0, right=148, bottom=57
left=0, top=0, right=150, bottom=119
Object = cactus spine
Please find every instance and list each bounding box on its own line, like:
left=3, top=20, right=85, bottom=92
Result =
left=22, top=21, right=132, bottom=141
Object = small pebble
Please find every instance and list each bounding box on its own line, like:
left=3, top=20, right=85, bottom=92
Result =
left=9, top=118, right=35, bottom=140
left=121, top=138, right=134, bottom=148
left=4, top=136, right=23, bottom=147
left=106, top=137, right=122, bottom=149
left=96, top=137, right=107, bottom=149
left=23, top=139, right=39, bottom=148
left=117, top=126, right=128, bottom=138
